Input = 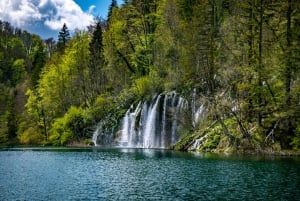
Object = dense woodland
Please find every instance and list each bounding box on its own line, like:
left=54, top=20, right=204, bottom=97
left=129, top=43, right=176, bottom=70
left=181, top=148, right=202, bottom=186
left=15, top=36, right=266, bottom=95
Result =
left=0, top=0, right=300, bottom=152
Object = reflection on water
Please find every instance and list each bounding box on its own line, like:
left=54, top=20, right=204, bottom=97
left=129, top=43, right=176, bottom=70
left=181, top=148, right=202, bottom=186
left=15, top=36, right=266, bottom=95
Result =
left=0, top=147, right=299, bottom=201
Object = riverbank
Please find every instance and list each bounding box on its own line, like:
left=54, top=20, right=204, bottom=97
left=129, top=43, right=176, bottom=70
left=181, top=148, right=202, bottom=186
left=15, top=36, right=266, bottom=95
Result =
left=210, top=148, right=300, bottom=157
left=1, top=143, right=300, bottom=156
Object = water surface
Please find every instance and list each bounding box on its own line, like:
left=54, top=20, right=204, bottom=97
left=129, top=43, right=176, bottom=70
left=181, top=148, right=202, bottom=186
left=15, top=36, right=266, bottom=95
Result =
left=0, top=147, right=299, bottom=200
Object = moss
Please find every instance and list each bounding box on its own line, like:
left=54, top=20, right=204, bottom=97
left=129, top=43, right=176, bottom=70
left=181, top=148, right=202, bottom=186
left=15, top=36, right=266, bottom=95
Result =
left=174, top=133, right=196, bottom=151
left=201, top=134, right=221, bottom=151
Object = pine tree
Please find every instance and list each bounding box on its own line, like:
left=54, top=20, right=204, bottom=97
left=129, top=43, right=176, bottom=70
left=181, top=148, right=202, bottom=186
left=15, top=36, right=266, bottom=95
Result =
left=90, top=22, right=103, bottom=59
left=108, top=0, right=118, bottom=23
left=57, top=23, right=70, bottom=51
left=123, top=0, right=130, bottom=4
left=88, top=20, right=105, bottom=100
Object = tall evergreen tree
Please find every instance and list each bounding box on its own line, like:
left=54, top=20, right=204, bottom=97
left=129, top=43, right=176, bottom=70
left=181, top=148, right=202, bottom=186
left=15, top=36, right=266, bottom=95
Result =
left=57, top=23, right=70, bottom=51
left=88, top=20, right=105, bottom=101
left=108, top=0, right=118, bottom=23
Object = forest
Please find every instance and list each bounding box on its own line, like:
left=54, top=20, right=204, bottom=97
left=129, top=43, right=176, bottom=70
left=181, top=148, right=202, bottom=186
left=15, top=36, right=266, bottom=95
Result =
left=0, top=0, right=300, bottom=153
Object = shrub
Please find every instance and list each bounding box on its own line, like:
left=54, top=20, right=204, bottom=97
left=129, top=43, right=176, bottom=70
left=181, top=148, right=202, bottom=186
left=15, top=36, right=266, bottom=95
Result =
left=49, top=106, right=88, bottom=145
left=290, top=124, right=300, bottom=150
left=132, top=76, right=152, bottom=99
left=19, top=127, right=44, bottom=145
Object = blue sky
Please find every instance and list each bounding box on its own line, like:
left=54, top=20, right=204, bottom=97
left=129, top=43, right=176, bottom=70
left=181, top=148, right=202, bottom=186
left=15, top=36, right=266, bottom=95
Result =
left=75, top=0, right=123, bottom=18
left=0, top=0, right=123, bottom=39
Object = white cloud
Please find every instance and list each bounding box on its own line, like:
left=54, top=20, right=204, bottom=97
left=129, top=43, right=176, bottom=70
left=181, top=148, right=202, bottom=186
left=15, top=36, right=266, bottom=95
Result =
left=0, top=0, right=94, bottom=32
left=88, top=5, right=96, bottom=14
left=0, top=0, right=42, bottom=27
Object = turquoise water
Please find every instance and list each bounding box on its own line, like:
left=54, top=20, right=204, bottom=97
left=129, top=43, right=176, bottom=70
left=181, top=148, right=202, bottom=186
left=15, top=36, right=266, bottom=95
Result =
left=0, top=148, right=299, bottom=201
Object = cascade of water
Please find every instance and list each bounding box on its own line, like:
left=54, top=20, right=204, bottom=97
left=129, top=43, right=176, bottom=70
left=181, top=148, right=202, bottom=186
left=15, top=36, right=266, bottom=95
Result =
left=161, top=94, right=168, bottom=148
left=171, top=96, right=189, bottom=145
left=170, top=92, right=177, bottom=145
left=143, top=94, right=162, bottom=148
left=120, top=110, right=130, bottom=145
left=92, top=127, right=99, bottom=146
left=129, top=102, right=141, bottom=147
left=93, top=122, right=114, bottom=146
left=189, top=134, right=208, bottom=150
left=192, top=88, right=197, bottom=127
left=191, top=88, right=206, bottom=127
left=194, top=104, right=204, bottom=125
left=118, top=92, right=189, bottom=148
left=137, top=102, right=148, bottom=147
left=119, top=102, right=142, bottom=147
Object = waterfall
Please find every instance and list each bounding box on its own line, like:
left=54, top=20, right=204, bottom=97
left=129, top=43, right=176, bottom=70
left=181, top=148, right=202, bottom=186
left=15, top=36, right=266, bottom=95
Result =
left=143, top=94, right=162, bottom=148
left=92, top=123, right=114, bottom=146
left=119, top=102, right=141, bottom=147
left=161, top=94, right=168, bottom=148
left=194, top=104, right=205, bottom=125
left=92, top=129, right=99, bottom=146
left=118, top=92, right=188, bottom=149
left=192, top=88, right=206, bottom=127
left=189, top=134, right=208, bottom=150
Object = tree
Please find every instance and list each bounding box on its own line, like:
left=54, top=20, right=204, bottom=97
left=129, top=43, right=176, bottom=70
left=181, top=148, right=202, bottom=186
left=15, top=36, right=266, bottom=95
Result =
left=57, top=23, right=71, bottom=51
left=31, top=36, right=46, bottom=87
left=282, top=0, right=300, bottom=147
left=45, top=38, right=56, bottom=57
left=88, top=20, right=105, bottom=101
left=11, top=59, right=25, bottom=86
left=108, top=0, right=118, bottom=23
left=174, top=0, right=222, bottom=94
left=105, top=1, right=158, bottom=78
left=153, top=0, right=182, bottom=90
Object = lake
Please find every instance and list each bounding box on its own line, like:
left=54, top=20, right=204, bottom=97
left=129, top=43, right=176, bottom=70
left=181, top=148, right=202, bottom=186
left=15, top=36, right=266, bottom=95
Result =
left=0, top=147, right=299, bottom=201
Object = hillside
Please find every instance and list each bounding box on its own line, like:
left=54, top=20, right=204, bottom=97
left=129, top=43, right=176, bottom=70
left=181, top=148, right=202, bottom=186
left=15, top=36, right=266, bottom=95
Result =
left=1, top=0, right=300, bottom=154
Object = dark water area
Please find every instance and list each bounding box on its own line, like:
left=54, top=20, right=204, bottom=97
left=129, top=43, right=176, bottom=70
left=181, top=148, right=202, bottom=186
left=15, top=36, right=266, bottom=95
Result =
left=0, top=147, right=299, bottom=200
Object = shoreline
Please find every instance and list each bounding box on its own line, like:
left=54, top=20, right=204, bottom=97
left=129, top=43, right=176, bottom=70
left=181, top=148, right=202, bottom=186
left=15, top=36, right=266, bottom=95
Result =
left=1, top=144, right=300, bottom=157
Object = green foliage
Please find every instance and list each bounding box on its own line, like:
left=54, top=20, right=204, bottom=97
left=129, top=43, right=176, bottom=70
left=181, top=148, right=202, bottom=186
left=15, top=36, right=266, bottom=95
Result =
left=88, top=20, right=106, bottom=101
left=202, top=134, right=221, bottom=151
left=11, top=59, right=25, bottom=86
left=49, top=106, right=88, bottom=145
left=19, top=127, right=44, bottom=145
left=0, top=21, right=47, bottom=145
left=89, top=94, right=115, bottom=123
left=31, top=38, right=46, bottom=87
left=132, top=76, right=152, bottom=99
left=108, top=0, right=118, bottom=22
left=0, top=114, right=8, bottom=145
left=57, top=23, right=71, bottom=51
left=38, top=32, right=90, bottom=117
left=290, top=124, right=300, bottom=150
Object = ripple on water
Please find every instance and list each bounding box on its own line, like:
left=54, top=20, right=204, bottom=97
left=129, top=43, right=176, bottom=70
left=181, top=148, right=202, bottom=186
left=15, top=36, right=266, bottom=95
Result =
left=0, top=149, right=299, bottom=201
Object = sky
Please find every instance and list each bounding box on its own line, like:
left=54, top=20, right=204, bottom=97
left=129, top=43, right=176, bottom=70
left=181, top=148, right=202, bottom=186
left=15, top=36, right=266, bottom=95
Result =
left=0, top=0, right=123, bottom=39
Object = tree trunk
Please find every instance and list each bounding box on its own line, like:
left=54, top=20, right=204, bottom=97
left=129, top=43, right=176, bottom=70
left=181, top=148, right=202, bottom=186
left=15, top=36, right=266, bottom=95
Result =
left=285, top=0, right=292, bottom=106
left=257, top=0, right=263, bottom=127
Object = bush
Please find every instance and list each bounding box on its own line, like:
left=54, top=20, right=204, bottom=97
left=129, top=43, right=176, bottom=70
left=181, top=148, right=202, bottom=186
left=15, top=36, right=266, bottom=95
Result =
left=132, top=76, right=153, bottom=99
left=202, top=134, right=221, bottom=151
left=49, top=106, right=88, bottom=145
left=290, top=124, right=300, bottom=150
left=19, top=127, right=44, bottom=145
left=131, top=70, right=163, bottom=100
left=89, top=94, right=115, bottom=123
